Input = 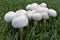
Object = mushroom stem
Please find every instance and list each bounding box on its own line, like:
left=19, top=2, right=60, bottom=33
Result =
left=27, top=23, right=29, bottom=27
left=43, top=20, right=46, bottom=23
left=32, top=21, right=37, bottom=31
left=43, top=20, right=46, bottom=26
left=34, top=21, right=38, bottom=29
left=20, top=27, right=23, bottom=40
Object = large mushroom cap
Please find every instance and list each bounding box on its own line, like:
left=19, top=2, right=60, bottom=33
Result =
left=48, top=9, right=57, bottom=17
left=4, top=11, right=16, bottom=22
left=16, top=9, right=27, bottom=16
left=12, top=15, right=28, bottom=28
left=32, top=13, right=42, bottom=21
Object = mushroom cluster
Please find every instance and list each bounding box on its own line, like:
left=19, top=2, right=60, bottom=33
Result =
left=4, top=3, right=57, bottom=40
left=26, top=3, right=57, bottom=21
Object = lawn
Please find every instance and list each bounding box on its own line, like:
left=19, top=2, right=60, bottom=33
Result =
left=0, top=0, right=60, bottom=40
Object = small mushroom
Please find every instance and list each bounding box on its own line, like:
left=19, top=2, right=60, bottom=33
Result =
left=12, top=15, right=28, bottom=40
left=4, top=11, right=16, bottom=22
left=32, top=12, right=42, bottom=28
left=40, top=3, right=47, bottom=7
left=41, top=12, right=49, bottom=23
left=48, top=9, right=57, bottom=17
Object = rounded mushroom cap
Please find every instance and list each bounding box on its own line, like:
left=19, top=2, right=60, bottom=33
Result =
left=31, top=3, right=38, bottom=5
left=41, top=12, right=49, bottom=20
left=32, top=13, right=42, bottom=21
left=36, top=7, right=49, bottom=13
left=26, top=4, right=31, bottom=10
left=12, top=15, right=28, bottom=28
left=4, top=11, right=16, bottom=22
left=26, top=11, right=34, bottom=20
left=16, top=9, right=27, bottom=16
left=40, top=3, right=47, bottom=7
left=48, top=9, right=57, bottom=17
left=30, top=3, right=39, bottom=10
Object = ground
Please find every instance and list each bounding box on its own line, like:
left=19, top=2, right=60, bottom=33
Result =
left=0, top=0, right=60, bottom=40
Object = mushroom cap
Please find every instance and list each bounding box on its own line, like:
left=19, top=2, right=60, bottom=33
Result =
left=40, top=3, right=47, bottom=7
left=41, top=12, right=49, bottom=20
left=26, top=11, right=34, bottom=20
left=16, top=9, right=27, bottom=16
left=26, top=4, right=31, bottom=10
left=30, top=3, right=39, bottom=10
left=36, top=7, right=49, bottom=13
left=32, top=13, right=42, bottom=21
left=12, top=15, right=28, bottom=28
left=31, top=3, right=38, bottom=5
left=48, top=9, right=57, bottom=17
left=4, top=11, right=16, bottom=22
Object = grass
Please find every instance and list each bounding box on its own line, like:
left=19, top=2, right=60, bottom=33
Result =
left=0, top=0, right=60, bottom=40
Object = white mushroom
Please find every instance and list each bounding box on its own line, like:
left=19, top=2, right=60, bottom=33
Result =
left=36, top=7, right=49, bottom=13
left=40, top=3, right=47, bottom=7
left=32, top=13, right=42, bottom=27
left=12, top=15, right=28, bottom=40
left=4, top=11, right=16, bottom=22
left=16, top=9, right=27, bottom=16
left=32, top=13, right=42, bottom=21
left=41, top=12, right=49, bottom=20
left=48, top=9, right=57, bottom=17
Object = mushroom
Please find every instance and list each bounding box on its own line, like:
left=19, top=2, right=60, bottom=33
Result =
left=12, top=15, right=28, bottom=40
left=40, top=3, right=47, bottom=7
left=48, top=9, right=57, bottom=17
left=32, top=13, right=42, bottom=28
left=36, top=7, right=49, bottom=13
left=16, top=9, right=27, bottom=16
left=41, top=12, right=49, bottom=23
left=4, top=11, right=16, bottom=22
left=26, top=10, right=36, bottom=27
